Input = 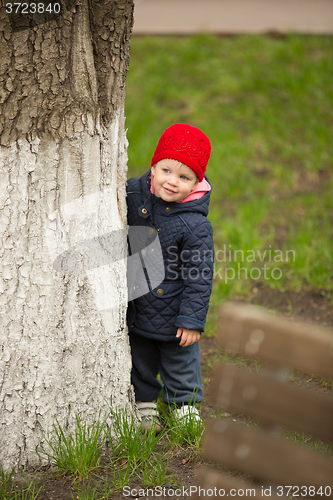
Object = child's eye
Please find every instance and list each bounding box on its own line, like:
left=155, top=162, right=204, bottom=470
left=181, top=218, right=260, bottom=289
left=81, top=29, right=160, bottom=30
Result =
left=163, top=169, right=170, bottom=174
left=181, top=176, right=188, bottom=180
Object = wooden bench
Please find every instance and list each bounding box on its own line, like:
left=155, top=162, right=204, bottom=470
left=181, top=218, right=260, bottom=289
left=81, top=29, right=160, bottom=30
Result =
left=196, top=303, right=333, bottom=499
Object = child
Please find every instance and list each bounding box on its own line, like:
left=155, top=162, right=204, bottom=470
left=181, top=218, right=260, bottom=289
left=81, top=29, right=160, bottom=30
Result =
left=126, top=123, right=214, bottom=430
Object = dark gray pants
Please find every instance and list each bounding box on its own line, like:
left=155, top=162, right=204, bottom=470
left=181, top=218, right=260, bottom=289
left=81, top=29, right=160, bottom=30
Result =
left=129, top=331, right=203, bottom=407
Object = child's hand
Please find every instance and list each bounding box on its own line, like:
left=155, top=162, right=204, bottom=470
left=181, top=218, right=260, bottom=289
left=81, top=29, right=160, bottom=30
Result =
left=176, top=328, right=200, bottom=347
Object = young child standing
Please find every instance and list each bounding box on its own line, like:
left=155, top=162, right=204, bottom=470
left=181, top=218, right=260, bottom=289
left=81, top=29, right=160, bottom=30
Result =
left=126, top=124, right=214, bottom=430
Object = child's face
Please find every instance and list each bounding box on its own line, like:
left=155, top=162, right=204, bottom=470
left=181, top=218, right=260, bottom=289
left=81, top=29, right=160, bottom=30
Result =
left=151, top=159, right=199, bottom=202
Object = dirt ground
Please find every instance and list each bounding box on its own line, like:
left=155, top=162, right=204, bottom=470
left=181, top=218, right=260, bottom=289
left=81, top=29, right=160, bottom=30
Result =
left=33, top=286, right=333, bottom=500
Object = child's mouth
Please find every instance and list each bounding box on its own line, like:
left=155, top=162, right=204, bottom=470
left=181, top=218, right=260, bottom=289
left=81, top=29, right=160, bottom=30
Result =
left=163, top=187, right=176, bottom=194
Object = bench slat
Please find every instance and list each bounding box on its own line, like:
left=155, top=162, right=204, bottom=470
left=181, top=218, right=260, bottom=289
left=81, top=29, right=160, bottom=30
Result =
left=209, top=364, right=333, bottom=442
left=217, top=303, right=333, bottom=379
left=203, top=419, right=333, bottom=489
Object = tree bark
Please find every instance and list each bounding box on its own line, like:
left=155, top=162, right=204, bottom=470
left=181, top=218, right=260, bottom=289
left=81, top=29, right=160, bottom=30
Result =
left=0, top=0, right=134, bottom=469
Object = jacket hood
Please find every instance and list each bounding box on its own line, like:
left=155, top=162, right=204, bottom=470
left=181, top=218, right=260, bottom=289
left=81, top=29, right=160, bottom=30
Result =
left=140, top=169, right=212, bottom=218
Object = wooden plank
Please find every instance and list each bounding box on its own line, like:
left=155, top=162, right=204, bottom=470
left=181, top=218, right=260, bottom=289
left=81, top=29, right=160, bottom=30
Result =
left=195, top=467, right=282, bottom=500
left=203, top=419, right=333, bottom=489
left=217, top=303, right=333, bottom=380
left=209, top=364, right=333, bottom=443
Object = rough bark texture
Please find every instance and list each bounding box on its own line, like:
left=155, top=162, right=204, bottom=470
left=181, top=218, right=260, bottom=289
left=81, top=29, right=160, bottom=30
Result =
left=0, top=0, right=134, bottom=469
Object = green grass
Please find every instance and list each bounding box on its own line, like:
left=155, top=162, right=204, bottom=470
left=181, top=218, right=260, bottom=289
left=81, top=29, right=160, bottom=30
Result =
left=283, top=429, right=333, bottom=456
left=140, top=452, right=172, bottom=488
left=162, top=405, right=204, bottom=452
left=42, top=407, right=182, bottom=495
left=43, top=411, right=108, bottom=478
left=125, top=34, right=333, bottom=333
left=70, top=478, right=101, bottom=500
left=0, top=468, right=42, bottom=500
left=106, top=406, right=162, bottom=468
left=0, top=466, right=13, bottom=500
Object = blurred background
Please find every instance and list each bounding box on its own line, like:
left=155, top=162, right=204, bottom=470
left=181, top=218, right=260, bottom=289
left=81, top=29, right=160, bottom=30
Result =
left=132, top=0, right=333, bottom=35
left=125, top=1, right=333, bottom=336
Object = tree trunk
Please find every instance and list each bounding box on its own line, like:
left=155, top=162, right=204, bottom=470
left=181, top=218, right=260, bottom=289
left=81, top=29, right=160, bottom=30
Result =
left=0, top=0, right=134, bottom=469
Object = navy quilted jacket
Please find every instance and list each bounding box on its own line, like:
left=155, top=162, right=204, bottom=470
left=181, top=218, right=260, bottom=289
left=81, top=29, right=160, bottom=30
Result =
left=126, top=169, right=214, bottom=341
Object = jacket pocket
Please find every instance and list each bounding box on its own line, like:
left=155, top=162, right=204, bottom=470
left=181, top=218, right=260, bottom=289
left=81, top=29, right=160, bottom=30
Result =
left=150, top=281, right=185, bottom=299
left=133, top=281, right=185, bottom=335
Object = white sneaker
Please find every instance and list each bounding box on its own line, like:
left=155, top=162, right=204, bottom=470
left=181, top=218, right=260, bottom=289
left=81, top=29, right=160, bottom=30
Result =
left=173, top=405, right=201, bottom=425
left=136, top=401, right=162, bottom=433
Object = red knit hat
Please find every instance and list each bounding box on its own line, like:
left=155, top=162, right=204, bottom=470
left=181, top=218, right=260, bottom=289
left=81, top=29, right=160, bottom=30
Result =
left=151, top=124, right=211, bottom=182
